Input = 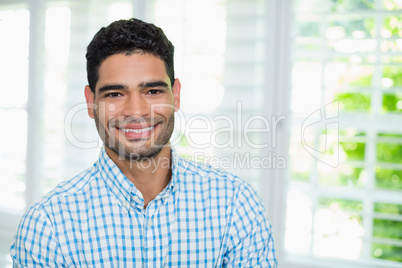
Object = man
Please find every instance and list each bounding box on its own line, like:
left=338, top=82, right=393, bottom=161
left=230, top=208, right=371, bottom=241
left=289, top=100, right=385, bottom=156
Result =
left=11, top=18, right=277, bottom=267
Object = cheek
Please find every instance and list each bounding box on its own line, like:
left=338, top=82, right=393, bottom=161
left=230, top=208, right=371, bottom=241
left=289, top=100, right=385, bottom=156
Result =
left=151, top=106, right=175, bottom=118
left=150, top=97, right=175, bottom=115
left=95, top=102, right=120, bottom=121
left=107, top=103, right=117, bottom=113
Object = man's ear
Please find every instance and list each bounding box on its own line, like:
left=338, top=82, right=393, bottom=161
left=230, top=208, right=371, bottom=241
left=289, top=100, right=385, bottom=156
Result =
left=172, top=78, right=181, bottom=112
left=84, top=85, right=95, bottom=119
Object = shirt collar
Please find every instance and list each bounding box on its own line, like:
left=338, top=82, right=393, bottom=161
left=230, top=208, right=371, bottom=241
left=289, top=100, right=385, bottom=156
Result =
left=97, top=146, right=182, bottom=208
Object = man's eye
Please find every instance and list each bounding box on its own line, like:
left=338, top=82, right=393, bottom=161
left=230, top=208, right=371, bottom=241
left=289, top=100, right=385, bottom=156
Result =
left=147, top=89, right=161, bottom=95
left=106, top=92, right=122, bottom=98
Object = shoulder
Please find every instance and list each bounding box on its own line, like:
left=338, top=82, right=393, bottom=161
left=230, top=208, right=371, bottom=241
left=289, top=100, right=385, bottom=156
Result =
left=29, top=163, right=100, bottom=213
left=175, top=156, right=261, bottom=202
left=177, top=156, right=242, bottom=184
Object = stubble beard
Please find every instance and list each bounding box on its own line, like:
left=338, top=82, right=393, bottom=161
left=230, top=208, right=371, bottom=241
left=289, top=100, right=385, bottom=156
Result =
left=94, top=110, right=175, bottom=161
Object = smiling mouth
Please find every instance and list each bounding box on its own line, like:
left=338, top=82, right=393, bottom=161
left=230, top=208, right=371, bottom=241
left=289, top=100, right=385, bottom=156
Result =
left=116, top=124, right=157, bottom=141
left=119, top=126, right=155, bottom=133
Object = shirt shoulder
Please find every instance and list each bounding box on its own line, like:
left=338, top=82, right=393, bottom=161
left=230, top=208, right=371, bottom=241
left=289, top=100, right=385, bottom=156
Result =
left=31, top=163, right=100, bottom=211
left=176, top=156, right=261, bottom=202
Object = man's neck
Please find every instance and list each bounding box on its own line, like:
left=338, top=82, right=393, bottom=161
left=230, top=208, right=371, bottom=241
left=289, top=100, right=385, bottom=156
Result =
left=105, top=146, right=172, bottom=208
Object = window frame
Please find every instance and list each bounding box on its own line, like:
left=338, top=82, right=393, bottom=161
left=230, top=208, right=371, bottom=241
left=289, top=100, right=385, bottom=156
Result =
left=282, top=0, right=402, bottom=267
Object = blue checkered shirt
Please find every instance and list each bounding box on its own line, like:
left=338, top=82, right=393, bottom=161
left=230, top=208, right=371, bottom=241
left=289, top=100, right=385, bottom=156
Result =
left=11, top=147, right=277, bottom=267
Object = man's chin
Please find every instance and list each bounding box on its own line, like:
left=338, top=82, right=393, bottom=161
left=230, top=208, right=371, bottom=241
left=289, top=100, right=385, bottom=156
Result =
left=111, top=145, right=165, bottom=161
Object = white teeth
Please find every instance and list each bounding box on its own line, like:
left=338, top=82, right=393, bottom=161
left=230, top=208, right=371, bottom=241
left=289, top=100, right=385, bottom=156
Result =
left=121, top=126, right=154, bottom=133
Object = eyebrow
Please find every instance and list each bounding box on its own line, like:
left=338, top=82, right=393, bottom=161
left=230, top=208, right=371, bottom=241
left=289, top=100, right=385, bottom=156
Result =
left=97, top=84, right=128, bottom=94
left=98, top=81, right=169, bottom=94
left=97, top=81, right=170, bottom=94
left=139, top=81, right=169, bottom=89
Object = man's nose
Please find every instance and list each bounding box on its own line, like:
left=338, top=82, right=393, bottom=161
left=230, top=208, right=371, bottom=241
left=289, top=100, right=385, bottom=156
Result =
left=122, top=94, right=149, bottom=117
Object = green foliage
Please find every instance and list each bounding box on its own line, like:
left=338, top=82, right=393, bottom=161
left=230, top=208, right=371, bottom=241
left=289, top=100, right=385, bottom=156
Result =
left=331, top=0, right=375, bottom=11
left=383, top=16, right=402, bottom=37
left=372, top=218, right=402, bottom=261
left=291, top=171, right=310, bottom=182
left=337, top=93, right=371, bottom=111
left=340, top=129, right=366, bottom=137
left=375, top=203, right=402, bottom=214
left=349, top=73, right=372, bottom=87
left=319, top=166, right=365, bottom=187
left=340, top=142, right=366, bottom=160
left=328, top=17, right=375, bottom=37
left=335, top=64, right=402, bottom=114
left=378, top=133, right=402, bottom=138
left=373, top=219, right=402, bottom=239
left=383, top=93, right=402, bottom=112
left=372, top=244, right=402, bottom=262
left=320, top=197, right=362, bottom=211
left=377, top=143, right=402, bottom=163
left=383, top=0, right=402, bottom=10
left=376, top=134, right=402, bottom=189
left=382, top=56, right=402, bottom=63
left=375, top=168, right=402, bottom=190
left=178, top=134, right=190, bottom=147
left=338, top=167, right=364, bottom=186
left=383, top=66, right=402, bottom=87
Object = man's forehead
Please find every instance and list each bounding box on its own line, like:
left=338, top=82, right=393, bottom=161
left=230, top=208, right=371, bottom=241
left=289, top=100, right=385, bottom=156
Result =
left=96, top=53, right=170, bottom=86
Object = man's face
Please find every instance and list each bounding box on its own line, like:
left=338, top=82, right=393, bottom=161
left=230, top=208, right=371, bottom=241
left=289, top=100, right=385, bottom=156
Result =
left=85, top=53, right=181, bottom=160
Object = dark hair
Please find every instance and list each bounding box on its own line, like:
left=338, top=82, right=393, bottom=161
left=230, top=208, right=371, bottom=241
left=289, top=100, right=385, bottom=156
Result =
left=86, top=18, right=175, bottom=92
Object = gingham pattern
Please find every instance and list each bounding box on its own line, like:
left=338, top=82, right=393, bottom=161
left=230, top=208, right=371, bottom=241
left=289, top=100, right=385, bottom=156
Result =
left=11, top=147, right=277, bottom=267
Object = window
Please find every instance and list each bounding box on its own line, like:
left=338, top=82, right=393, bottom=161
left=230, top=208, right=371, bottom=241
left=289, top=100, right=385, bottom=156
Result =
left=286, top=0, right=402, bottom=266
left=0, top=7, right=29, bottom=211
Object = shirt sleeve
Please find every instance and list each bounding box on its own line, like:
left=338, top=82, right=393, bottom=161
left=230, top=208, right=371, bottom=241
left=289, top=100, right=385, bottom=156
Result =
left=10, top=206, right=65, bottom=268
left=223, top=183, right=278, bottom=268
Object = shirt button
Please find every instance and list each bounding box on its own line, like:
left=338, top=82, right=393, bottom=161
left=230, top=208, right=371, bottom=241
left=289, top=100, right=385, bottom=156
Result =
left=133, top=196, right=139, bottom=203
left=148, top=219, right=153, bottom=227
left=123, top=201, right=129, bottom=207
